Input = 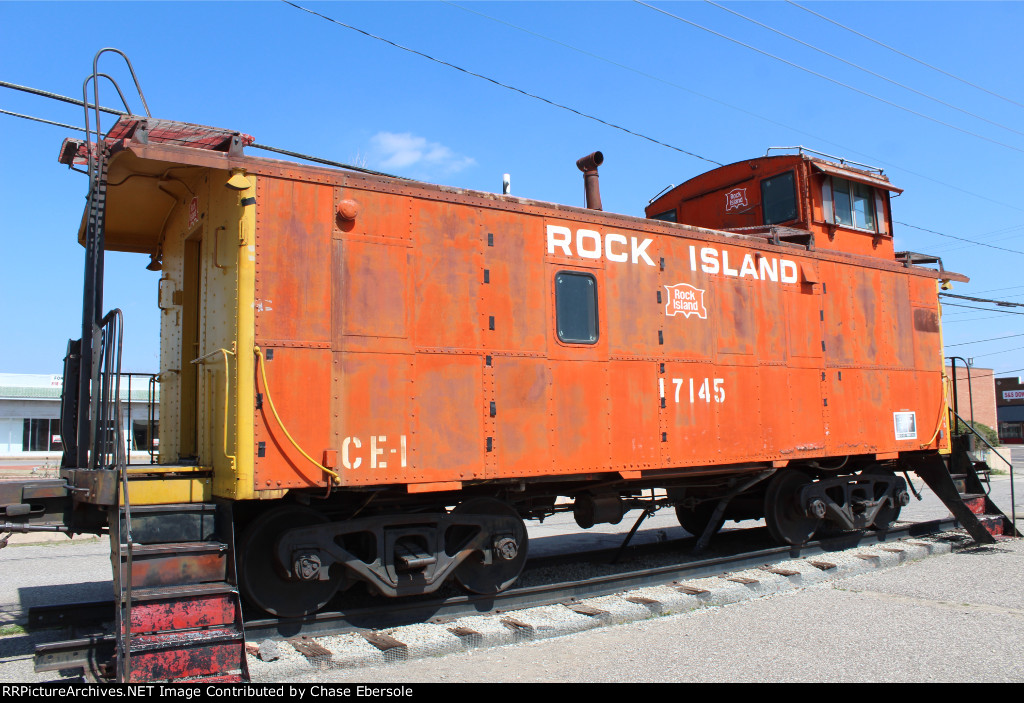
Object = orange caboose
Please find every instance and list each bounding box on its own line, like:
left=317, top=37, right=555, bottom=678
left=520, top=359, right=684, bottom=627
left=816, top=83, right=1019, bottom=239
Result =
left=54, top=118, right=964, bottom=618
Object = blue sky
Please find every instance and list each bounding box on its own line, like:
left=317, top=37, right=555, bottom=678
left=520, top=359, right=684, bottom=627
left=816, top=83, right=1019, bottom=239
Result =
left=1, top=1, right=1022, bottom=382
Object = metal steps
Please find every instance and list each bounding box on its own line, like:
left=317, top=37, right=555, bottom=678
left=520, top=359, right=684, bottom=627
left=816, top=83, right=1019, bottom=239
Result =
left=903, top=443, right=1018, bottom=543
left=115, top=500, right=249, bottom=683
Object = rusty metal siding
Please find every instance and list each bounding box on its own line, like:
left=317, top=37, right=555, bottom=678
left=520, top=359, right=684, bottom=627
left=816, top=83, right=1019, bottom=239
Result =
left=494, top=357, right=551, bottom=475
left=252, top=177, right=334, bottom=491
left=242, top=164, right=951, bottom=493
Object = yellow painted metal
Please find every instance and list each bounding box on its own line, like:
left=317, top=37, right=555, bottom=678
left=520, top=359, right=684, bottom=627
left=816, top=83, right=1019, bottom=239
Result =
left=121, top=476, right=212, bottom=506
left=192, top=348, right=237, bottom=475
left=936, top=279, right=952, bottom=455
left=226, top=172, right=257, bottom=500
left=226, top=170, right=250, bottom=190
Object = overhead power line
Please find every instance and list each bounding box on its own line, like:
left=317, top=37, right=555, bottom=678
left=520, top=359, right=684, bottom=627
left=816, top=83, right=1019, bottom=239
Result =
left=0, top=80, right=126, bottom=116
left=440, top=2, right=1024, bottom=216
left=943, top=314, right=1014, bottom=324
left=946, top=332, right=1024, bottom=348
left=940, top=302, right=1024, bottom=316
left=939, top=293, right=1024, bottom=308
left=2, top=79, right=1019, bottom=261
left=962, top=366, right=1024, bottom=380
left=0, top=108, right=85, bottom=132
left=248, top=142, right=403, bottom=178
left=636, top=1, right=1024, bottom=156
left=971, top=284, right=1024, bottom=296
left=895, top=221, right=1024, bottom=256
left=0, top=84, right=401, bottom=178
left=787, top=1, right=1024, bottom=112
left=281, top=0, right=723, bottom=167
left=971, top=344, right=1024, bottom=359
left=704, top=1, right=1024, bottom=140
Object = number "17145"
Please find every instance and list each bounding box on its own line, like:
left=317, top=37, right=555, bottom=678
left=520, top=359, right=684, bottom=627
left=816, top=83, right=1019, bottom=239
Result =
left=659, top=377, right=725, bottom=404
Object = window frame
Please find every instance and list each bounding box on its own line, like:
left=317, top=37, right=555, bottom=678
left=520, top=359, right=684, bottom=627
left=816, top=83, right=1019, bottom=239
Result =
left=554, top=270, right=600, bottom=345
left=22, top=418, right=62, bottom=451
left=822, top=175, right=878, bottom=233
left=760, top=170, right=799, bottom=226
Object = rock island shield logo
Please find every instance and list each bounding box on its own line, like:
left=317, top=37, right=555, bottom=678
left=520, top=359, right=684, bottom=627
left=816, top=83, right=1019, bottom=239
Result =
left=724, top=187, right=748, bottom=212
left=664, top=283, right=707, bottom=319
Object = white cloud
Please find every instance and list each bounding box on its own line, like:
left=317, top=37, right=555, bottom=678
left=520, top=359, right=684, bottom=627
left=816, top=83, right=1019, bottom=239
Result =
left=369, top=132, right=475, bottom=173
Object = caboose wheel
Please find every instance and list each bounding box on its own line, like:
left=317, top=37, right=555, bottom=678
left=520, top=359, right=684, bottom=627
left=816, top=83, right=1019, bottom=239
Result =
left=238, top=505, right=345, bottom=618
left=451, top=498, right=529, bottom=595
left=864, top=466, right=903, bottom=530
left=764, top=470, right=821, bottom=546
left=675, top=502, right=724, bottom=538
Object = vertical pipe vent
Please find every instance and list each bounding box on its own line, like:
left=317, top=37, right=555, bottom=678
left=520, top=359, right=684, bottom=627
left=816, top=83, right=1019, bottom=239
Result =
left=576, top=151, right=604, bottom=211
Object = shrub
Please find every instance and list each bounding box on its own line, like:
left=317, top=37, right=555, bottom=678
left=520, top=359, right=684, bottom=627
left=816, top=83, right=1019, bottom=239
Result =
left=954, top=419, right=1001, bottom=447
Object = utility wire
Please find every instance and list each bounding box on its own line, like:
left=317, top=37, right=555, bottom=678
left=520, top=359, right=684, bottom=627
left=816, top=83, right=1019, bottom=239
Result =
left=439, top=1, right=1024, bottom=218
left=0, top=108, right=85, bottom=132
left=787, top=1, right=1024, bottom=112
left=6, top=14, right=1022, bottom=261
left=895, top=221, right=1024, bottom=256
left=943, top=315, right=1012, bottom=324
left=3, top=82, right=1019, bottom=259
left=705, top=1, right=1024, bottom=139
left=970, top=344, right=1024, bottom=359
left=940, top=302, right=1024, bottom=316
left=0, top=86, right=401, bottom=178
left=282, top=0, right=723, bottom=167
left=0, top=80, right=125, bottom=116
left=926, top=224, right=1024, bottom=255
left=445, top=0, right=864, bottom=162
left=939, top=293, right=1024, bottom=308
left=10, top=10, right=1018, bottom=217
left=972, top=284, right=1024, bottom=296
left=249, top=142, right=403, bottom=178
left=961, top=366, right=1024, bottom=380
left=946, top=333, right=1024, bottom=348
left=636, top=1, right=1024, bottom=155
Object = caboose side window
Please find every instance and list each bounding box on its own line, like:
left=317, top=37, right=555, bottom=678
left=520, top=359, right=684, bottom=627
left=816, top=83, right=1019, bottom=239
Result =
left=555, top=271, right=599, bottom=344
left=824, top=177, right=876, bottom=231
left=761, top=171, right=797, bottom=225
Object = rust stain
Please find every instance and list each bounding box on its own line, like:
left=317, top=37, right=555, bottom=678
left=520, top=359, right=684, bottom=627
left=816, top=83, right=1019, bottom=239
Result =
left=913, top=307, right=940, bottom=333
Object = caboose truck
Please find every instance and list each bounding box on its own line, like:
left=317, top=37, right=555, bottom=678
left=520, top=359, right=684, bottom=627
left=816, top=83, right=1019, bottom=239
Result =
left=0, top=53, right=1018, bottom=683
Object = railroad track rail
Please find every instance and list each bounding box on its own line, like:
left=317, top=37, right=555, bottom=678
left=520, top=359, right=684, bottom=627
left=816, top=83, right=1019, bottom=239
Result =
left=30, top=517, right=957, bottom=677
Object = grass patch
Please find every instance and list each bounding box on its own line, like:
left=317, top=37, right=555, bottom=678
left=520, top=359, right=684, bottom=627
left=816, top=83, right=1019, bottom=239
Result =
left=0, top=623, right=26, bottom=637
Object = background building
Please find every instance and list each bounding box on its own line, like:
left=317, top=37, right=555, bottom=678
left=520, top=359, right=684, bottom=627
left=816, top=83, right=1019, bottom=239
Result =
left=0, top=372, right=159, bottom=460
left=996, top=376, right=1024, bottom=444
left=944, top=364, right=996, bottom=431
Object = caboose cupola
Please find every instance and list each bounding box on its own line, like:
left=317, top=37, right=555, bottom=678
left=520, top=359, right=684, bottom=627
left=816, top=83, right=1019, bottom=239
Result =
left=645, top=146, right=902, bottom=260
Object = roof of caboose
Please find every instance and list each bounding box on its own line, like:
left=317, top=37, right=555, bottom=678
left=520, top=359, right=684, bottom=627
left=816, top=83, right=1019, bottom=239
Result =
left=646, top=152, right=902, bottom=218
left=60, top=117, right=964, bottom=283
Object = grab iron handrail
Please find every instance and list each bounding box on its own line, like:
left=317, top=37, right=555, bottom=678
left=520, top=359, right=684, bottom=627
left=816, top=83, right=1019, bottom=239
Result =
left=951, top=409, right=1016, bottom=533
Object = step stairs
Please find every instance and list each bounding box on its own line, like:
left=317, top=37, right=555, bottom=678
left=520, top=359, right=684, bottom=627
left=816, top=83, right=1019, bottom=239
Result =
left=903, top=445, right=1018, bottom=544
left=115, top=500, right=249, bottom=682
left=955, top=491, right=1009, bottom=538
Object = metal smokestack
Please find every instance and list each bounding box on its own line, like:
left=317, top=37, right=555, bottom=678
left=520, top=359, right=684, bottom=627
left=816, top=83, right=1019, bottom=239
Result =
left=576, top=151, right=604, bottom=211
